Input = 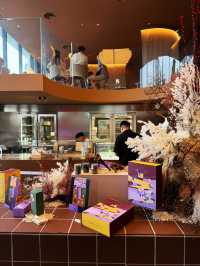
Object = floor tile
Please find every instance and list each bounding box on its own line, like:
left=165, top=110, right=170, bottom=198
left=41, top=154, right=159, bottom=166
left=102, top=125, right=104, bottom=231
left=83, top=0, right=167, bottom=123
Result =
left=156, top=236, right=184, bottom=264
left=41, top=263, right=67, bottom=266
left=0, top=262, right=12, bottom=266
left=40, top=234, right=68, bottom=262
left=0, top=208, right=9, bottom=218
left=98, top=235, right=125, bottom=263
left=69, top=235, right=96, bottom=263
left=151, top=221, right=183, bottom=236
left=69, top=220, right=96, bottom=235
left=178, top=222, right=200, bottom=236
left=14, top=221, right=44, bottom=233
left=13, top=263, right=40, bottom=266
left=12, top=234, right=40, bottom=261
left=53, top=208, right=75, bottom=219
left=133, top=207, right=146, bottom=220
left=185, top=236, right=200, bottom=264
left=0, top=234, right=11, bottom=261
left=0, top=219, right=21, bottom=233
left=126, top=235, right=154, bottom=264
left=41, top=220, right=71, bottom=234
left=2, top=209, right=16, bottom=218
left=126, top=220, right=153, bottom=235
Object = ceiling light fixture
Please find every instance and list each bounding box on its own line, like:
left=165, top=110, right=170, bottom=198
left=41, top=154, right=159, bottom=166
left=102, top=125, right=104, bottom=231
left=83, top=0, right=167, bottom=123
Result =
left=43, top=12, right=56, bottom=20
left=96, top=23, right=100, bottom=27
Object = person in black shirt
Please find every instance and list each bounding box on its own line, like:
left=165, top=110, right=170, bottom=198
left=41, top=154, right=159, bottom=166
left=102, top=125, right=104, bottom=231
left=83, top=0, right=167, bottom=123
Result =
left=114, top=121, right=139, bottom=166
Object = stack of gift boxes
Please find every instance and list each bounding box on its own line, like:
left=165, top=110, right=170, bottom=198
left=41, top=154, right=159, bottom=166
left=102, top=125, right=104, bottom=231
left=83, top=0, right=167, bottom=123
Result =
left=0, top=160, right=162, bottom=237
left=0, top=169, right=44, bottom=218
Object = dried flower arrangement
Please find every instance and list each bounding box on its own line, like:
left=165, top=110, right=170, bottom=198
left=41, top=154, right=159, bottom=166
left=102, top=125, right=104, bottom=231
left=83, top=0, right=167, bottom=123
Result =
left=36, top=160, right=73, bottom=200
left=127, top=63, right=200, bottom=223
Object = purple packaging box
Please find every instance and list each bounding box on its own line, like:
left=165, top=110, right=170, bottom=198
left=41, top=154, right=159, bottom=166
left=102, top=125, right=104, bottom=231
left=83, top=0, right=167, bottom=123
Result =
left=5, top=175, right=21, bottom=210
left=128, top=160, right=162, bottom=210
left=13, top=199, right=31, bottom=218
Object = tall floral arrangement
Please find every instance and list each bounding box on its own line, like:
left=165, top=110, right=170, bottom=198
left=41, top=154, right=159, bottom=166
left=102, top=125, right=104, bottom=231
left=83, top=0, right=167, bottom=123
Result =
left=127, top=63, right=200, bottom=223
left=127, top=63, right=200, bottom=162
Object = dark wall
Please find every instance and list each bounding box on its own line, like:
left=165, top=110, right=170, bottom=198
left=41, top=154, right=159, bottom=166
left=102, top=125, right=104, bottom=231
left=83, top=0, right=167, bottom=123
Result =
left=58, top=112, right=90, bottom=140
left=0, top=112, right=21, bottom=147
left=0, top=105, right=166, bottom=146
left=136, top=111, right=166, bottom=132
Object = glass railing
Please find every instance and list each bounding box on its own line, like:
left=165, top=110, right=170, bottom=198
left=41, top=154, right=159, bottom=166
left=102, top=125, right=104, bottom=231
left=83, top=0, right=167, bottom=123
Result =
left=0, top=17, right=193, bottom=90
left=0, top=17, right=42, bottom=74
left=0, top=17, right=73, bottom=77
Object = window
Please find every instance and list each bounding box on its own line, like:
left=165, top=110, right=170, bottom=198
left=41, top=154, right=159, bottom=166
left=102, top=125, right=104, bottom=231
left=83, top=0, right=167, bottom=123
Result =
left=0, top=27, right=3, bottom=59
left=140, top=56, right=180, bottom=87
left=182, top=55, right=193, bottom=65
left=22, top=48, right=31, bottom=72
left=7, top=33, right=19, bottom=74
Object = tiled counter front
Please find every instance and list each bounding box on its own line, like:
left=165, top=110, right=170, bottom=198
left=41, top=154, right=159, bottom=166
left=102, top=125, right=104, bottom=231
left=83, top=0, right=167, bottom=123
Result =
left=0, top=204, right=200, bottom=266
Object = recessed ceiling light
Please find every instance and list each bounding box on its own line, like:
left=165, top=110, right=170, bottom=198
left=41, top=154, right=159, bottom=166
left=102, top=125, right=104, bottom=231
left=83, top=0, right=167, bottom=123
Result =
left=96, top=23, right=100, bottom=27
left=43, top=12, right=56, bottom=20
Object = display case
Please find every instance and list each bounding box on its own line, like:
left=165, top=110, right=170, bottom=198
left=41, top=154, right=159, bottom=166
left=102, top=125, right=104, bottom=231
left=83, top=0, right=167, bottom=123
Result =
left=38, top=114, right=57, bottom=146
left=20, top=114, right=37, bottom=146
left=90, top=112, right=136, bottom=143
left=90, top=112, right=136, bottom=160
left=95, top=143, right=119, bottom=160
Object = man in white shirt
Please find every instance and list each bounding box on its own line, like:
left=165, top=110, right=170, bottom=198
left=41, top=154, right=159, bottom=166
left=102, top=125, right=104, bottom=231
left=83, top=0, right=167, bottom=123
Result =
left=70, top=46, right=88, bottom=65
left=70, top=46, right=88, bottom=87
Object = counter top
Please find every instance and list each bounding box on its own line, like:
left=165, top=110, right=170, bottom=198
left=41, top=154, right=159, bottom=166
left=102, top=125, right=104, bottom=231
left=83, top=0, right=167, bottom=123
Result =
left=0, top=203, right=199, bottom=265
left=0, top=152, right=81, bottom=161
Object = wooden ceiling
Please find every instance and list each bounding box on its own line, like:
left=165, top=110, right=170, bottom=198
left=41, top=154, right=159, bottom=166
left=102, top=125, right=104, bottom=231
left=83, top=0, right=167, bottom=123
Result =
left=0, top=0, right=192, bottom=63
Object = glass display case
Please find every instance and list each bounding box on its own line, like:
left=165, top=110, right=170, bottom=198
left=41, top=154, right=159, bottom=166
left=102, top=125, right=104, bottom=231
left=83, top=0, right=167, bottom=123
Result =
left=95, top=143, right=119, bottom=160
left=90, top=114, right=112, bottom=143
left=38, top=114, right=57, bottom=146
left=90, top=112, right=136, bottom=160
left=90, top=112, right=136, bottom=143
left=20, top=114, right=37, bottom=146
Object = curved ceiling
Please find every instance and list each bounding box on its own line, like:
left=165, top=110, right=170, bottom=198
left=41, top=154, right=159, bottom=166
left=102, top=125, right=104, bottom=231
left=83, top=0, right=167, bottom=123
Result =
left=0, top=0, right=192, bottom=64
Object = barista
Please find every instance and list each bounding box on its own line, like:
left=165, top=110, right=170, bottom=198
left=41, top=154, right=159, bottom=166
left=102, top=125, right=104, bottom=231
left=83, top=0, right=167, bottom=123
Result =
left=114, top=121, right=139, bottom=166
left=75, top=132, right=87, bottom=142
left=75, top=132, right=89, bottom=153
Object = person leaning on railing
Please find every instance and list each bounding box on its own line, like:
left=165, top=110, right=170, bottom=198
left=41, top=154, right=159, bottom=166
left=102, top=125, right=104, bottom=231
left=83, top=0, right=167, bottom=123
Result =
left=47, top=46, right=66, bottom=83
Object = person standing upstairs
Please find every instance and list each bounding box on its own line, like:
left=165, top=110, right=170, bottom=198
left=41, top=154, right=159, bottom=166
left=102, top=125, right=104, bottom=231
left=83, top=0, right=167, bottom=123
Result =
left=70, top=46, right=88, bottom=87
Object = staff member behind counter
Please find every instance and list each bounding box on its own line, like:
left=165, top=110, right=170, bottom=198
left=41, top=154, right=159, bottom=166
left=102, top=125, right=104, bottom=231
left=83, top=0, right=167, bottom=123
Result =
left=75, top=132, right=87, bottom=142
left=114, top=121, right=140, bottom=166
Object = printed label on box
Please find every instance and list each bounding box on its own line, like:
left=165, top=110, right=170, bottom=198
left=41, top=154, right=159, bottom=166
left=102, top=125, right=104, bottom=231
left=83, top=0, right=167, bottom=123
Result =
left=128, top=160, right=162, bottom=210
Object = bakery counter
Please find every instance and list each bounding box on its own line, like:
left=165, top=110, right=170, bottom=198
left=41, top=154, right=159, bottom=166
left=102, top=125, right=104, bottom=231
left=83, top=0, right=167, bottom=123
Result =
left=0, top=203, right=199, bottom=266
left=0, top=152, right=82, bottom=171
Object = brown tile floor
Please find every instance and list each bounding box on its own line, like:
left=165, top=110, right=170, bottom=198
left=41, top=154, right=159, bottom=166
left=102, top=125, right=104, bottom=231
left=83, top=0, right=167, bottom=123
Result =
left=0, top=205, right=200, bottom=265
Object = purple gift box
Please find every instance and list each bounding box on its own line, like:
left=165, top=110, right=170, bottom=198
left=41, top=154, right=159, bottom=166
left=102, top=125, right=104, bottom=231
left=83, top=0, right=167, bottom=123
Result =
left=13, top=199, right=31, bottom=218
left=128, top=160, right=162, bottom=210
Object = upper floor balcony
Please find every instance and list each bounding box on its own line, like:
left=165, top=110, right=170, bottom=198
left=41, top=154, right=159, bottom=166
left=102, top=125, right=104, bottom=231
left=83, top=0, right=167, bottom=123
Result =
left=0, top=17, right=193, bottom=104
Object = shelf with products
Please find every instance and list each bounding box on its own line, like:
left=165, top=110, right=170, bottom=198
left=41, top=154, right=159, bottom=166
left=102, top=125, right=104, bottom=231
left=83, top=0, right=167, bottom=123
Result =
left=90, top=112, right=136, bottom=144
